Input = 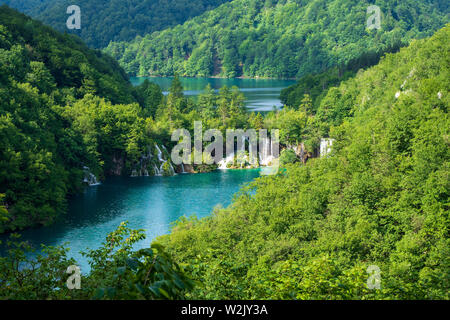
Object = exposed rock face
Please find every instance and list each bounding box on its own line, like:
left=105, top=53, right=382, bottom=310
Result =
left=287, top=143, right=313, bottom=164
left=130, top=144, right=176, bottom=177
left=286, top=139, right=334, bottom=164
left=176, top=163, right=195, bottom=173
left=110, top=153, right=125, bottom=176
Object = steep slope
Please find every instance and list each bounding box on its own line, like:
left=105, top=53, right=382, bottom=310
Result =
left=0, top=6, right=156, bottom=232
left=158, top=25, right=449, bottom=299
left=0, top=0, right=233, bottom=48
left=0, top=0, right=47, bottom=12
left=105, top=0, right=449, bottom=78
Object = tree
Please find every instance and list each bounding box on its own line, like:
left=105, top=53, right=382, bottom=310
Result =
left=198, top=83, right=217, bottom=119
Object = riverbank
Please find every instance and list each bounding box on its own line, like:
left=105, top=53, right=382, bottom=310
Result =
left=131, top=75, right=298, bottom=81
left=130, top=76, right=296, bottom=112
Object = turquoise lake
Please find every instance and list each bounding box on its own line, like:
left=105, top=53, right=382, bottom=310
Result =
left=1, top=77, right=295, bottom=272
left=130, top=77, right=296, bottom=111
left=3, top=170, right=261, bottom=272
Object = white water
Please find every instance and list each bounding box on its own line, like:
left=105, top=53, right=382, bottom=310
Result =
left=155, top=144, right=164, bottom=162
left=218, top=153, right=235, bottom=170
left=320, top=139, right=334, bottom=157
left=129, top=143, right=176, bottom=177
left=259, top=136, right=273, bottom=166
left=83, top=166, right=101, bottom=186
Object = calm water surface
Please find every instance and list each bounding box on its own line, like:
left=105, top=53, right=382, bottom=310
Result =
left=2, top=170, right=260, bottom=272
left=130, top=77, right=295, bottom=112
left=2, top=77, right=293, bottom=272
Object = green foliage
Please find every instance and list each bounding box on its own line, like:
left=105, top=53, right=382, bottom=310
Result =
left=0, top=0, right=233, bottom=48
left=94, top=243, right=195, bottom=300
left=62, top=95, right=150, bottom=175
left=105, top=0, right=449, bottom=78
left=264, top=107, right=311, bottom=146
left=0, top=7, right=158, bottom=232
left=133, top=79, right=163, bottom=118
left=157, top=26, right=450, bottom=300
left=0, top=194, right=7, bottom=222
left=279, top=149, right=298, bottom=166
left=280, top=46, right=403, bottom=110
left=0, top=233, right=77, bottom=300
left=0, top=223, right=193, bottom=299
left=161, top=162, right=173, bottom=177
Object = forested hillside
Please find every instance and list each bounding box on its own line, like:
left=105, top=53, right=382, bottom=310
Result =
left=0, top=0, right=233, bottom=48
left=0, top=6, right=161, bottom=232
left=158, top=25, right=450, bottom=299
left=0, top=0, right=47, bottom=12
left=105, top=0, right=449, bottom=78
left=279, top=45, right=403, bottom=110
left=0, top=6, right=264, bottom=233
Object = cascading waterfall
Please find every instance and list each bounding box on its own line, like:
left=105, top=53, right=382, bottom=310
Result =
left=83, top=166, right=100, bottom=186
left=154, top=143, right=175, bottom=176
left=320, top=139, right=334, bottom=157
left=153, top=163, right=162, bottom=176
left=155, top=144, right=164, bottom=162
left=218, top=152, right=235, bottom=169
left=130, top=143, right=175, bottom=177
left=218, top=135, right=276, bottom=169
left=259, top=136, right=273, bottom=166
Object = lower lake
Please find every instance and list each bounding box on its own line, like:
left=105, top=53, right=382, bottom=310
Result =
left=1, top=77, right=295, bottom=272
left=2, top=170, right=261, bottom=272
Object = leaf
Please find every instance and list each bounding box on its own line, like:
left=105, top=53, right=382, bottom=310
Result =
left=117, top=266, right=126, bottom=276
left=92, top=288, right=105, bottom=300
left=158, top=287, right=171, bottom=299
left=126, top=257, right=140, bottom=271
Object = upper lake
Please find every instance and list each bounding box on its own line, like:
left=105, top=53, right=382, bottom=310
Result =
left=130, top=77, right=296, bottom=112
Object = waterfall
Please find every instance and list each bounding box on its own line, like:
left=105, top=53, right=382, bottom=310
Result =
left=153, top=163, right=162, bottom=176
left=240, top=136, right=246, bottom=152
left=218, top=152, right=235, bottom=170
left=83, top=166, right=100, bottom=186
left=129, top=144, right=175, bottom=177
left=169, top=162, right=175, bottom=175
left=151, top=143, right=176, bottom=176
left=155, top=144, right=164, bottom=162
left=259, top=136, right=273, bottom=166
left=320, top=138, right=334, bottom=157
left=181, top=163, right=186, bottom=174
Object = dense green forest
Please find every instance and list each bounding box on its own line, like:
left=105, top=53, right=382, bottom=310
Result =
left=0, top=3, right=448, bottom=300
left=279, top=44, right=404, bottom=109
left=2, top=23, right=447, bottom=300
left=156, top=25, right=449, bottom=299
left=0, top=6, right=161, bottom=232
left=0, top=6, right=262, bottom=233
left=105, top=0, right=449, bottom=78
left=0, top=0, right=233, bottom=48
left=0, top=0, right=47, bottom=13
